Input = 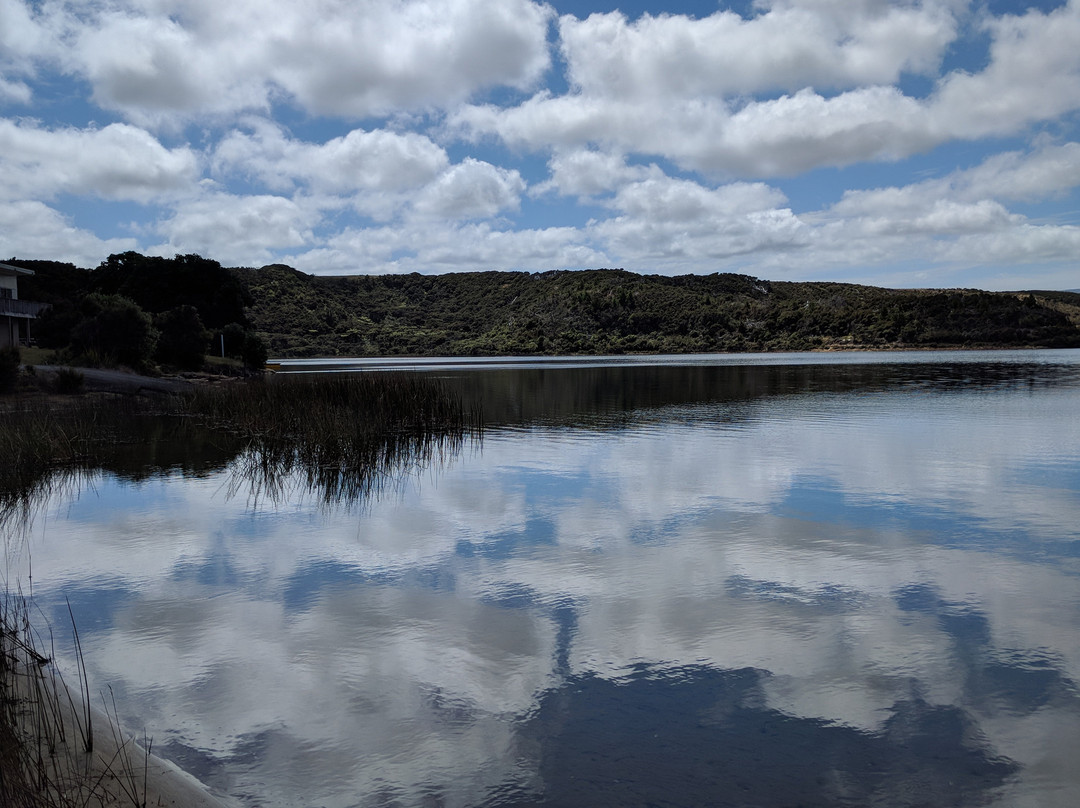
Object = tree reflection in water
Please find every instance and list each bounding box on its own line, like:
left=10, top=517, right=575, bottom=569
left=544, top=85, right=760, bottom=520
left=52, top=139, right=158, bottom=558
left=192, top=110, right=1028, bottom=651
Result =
left=485, top=664, right=1018, bottom=808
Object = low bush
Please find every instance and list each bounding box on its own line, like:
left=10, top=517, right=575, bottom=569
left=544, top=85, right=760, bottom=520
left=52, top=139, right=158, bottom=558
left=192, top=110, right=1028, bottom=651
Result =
left=0, top=346, right=20, bottom=394
left=54, top=367, right=84, bottom=395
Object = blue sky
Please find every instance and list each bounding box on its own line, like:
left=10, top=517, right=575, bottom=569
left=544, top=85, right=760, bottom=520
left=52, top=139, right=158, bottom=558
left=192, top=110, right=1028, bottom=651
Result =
left=2, top=0, right=1079, bottom=289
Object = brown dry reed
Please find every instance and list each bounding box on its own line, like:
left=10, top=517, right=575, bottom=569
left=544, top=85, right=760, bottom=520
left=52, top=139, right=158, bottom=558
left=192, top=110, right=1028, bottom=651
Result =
left=0, top=591, right=154, bottom=808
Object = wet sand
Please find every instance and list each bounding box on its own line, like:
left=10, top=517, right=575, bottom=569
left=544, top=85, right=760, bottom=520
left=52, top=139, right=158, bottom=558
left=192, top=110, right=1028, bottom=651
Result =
left=7, top=655, right=230, bottom=808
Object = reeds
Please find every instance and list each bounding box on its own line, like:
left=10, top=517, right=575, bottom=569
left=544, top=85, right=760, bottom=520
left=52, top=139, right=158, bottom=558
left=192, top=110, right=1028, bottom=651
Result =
left=0, top=591, right=151, bottom=808
left=1, top=371, right=484, bottom=803
left=182, top=372, right=480, bottom=441
left=0, top=394, right=157, bottom=533
left=1, top=372, right=482, bottom=525
left=183, top=374, right=483, bottom=507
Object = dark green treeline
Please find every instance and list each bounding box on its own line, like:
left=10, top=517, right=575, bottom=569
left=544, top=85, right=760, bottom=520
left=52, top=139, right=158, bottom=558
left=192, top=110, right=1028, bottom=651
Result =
left=11, top=255, right=1080, bottom=358
left=240, top=265, right=1080, bottom=356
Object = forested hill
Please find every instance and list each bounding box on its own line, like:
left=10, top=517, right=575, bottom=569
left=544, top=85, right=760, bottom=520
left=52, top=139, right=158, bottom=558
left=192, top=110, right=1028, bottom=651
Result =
left=10, top=256, right=1080, bottom=358
left=239, top=265, right=1080, bottom=357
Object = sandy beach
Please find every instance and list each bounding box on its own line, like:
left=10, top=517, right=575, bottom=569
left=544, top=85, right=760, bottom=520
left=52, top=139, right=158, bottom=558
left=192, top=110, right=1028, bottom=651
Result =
left=4, top=646, right=230, bottom=808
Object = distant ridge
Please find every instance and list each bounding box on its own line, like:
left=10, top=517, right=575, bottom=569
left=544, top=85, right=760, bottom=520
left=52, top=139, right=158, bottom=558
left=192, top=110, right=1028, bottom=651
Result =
left=11, top=256, right=1080, bottom=359
left=235, top=265, right=1080, bottom=357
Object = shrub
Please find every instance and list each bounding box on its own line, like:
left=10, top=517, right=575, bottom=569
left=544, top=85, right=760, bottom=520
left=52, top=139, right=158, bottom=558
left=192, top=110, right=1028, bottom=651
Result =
left=241, top=332, right=269, bottom=369
left=222, top=322, right=247, bottom=358
left=70, top=293, right=158, bottom=368
left=55, top=366, right=85, bottom=394
left=154, top=305, right=209, bottom=370
left=0, top=346, right=20, bottom=394
left=33, top=299, right=82, bottom=349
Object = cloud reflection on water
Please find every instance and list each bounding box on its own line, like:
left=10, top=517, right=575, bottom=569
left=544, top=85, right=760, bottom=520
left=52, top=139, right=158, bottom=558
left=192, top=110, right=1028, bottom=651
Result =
left=12, top=355, right=1080, bottom=807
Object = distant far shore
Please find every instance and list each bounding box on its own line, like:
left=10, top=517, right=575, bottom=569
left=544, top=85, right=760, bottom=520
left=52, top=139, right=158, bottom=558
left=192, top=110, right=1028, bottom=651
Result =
left=9, top=255, right=1080, bottom=364
left=267, top=344, right=1079, bottom=371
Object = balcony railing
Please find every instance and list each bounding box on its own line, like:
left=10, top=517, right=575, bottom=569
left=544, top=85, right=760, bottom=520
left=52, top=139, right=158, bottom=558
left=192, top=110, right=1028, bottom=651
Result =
left=0, top=299, right=49, bottom=318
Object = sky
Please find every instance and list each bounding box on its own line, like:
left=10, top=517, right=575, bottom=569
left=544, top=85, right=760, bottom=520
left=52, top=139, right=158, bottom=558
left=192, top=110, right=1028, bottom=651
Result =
left=2, top=0, right=1079, bottom=289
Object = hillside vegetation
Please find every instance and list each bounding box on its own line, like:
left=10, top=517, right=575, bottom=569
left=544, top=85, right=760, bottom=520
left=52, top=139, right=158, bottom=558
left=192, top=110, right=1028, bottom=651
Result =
left=238, top=265, right=1080, bottom=357
left=11, top=255, right=1080, bottom=359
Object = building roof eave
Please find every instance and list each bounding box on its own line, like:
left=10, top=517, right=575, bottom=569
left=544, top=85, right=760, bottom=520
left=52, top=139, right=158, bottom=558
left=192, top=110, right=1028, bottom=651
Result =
left=0, top=261, right=35, bottom=277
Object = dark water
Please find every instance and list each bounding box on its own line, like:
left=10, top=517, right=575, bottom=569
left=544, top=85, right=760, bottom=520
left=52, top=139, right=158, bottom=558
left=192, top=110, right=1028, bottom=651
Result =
left=9, top=350, right=1080, bottom=807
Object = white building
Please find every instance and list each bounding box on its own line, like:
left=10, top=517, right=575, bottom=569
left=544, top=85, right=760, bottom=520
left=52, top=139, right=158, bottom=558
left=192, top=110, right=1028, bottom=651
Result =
left=0, top=262, right=48, bottom=349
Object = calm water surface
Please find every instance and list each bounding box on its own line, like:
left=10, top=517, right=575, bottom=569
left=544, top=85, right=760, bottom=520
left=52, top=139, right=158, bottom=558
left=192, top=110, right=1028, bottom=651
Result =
left=8, top=350, right=1080, bottom=807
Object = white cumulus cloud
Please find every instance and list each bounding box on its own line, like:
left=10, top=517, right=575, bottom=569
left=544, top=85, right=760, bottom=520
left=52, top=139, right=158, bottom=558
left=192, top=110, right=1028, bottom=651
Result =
left=59, top=0, right=554, bottom=125
left=0, top=119, right=200, bottom=202
left=412, top=159, right=526, bottom=220
left=533, top=149, right=657, bottom=198
left=153, top=192, right=320, bottom=266
left=0, top=200, right=137, bottom=266
left=213, top=121, right=452, bottom=220
left=2, top=0, right=1079, bottom=289
left=930, top=1, right=1080, bottom=139
left=292, top=222, right=608, bottom=274
left=591, top=176, right=808, bottom=265
left=453, top=2, right=1080, bottom=179
left=559, top=1, right=958, bottom=100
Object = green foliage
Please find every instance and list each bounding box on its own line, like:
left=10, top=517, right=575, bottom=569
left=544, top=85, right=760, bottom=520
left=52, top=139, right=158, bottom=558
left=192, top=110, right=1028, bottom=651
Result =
left=221, top=322, right=247, bottom=358
left=95, top=252, right=252, bottom=328
left=14, top=251, right=1080, bottom=360
left=241, top=331, right=269, bottom=369
left=33, top=299, right=82, bottom=350
left=0, top=346, right=20, bottom=394
left=237, top=267, right=1080, bottom=357
left=70, top=293, right=158, bottom=368
left=54, top=366, right=85, bottom=394
left=154, top=305, right=209, bottom=370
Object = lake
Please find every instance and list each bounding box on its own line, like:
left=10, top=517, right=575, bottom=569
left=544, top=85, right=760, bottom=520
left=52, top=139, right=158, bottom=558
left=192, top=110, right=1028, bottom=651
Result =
left=8, top=349, right=1080, bottom=807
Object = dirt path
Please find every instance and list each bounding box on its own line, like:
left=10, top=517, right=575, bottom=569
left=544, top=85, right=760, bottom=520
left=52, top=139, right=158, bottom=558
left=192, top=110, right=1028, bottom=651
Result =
left=32, top=365, right=194, bottom=395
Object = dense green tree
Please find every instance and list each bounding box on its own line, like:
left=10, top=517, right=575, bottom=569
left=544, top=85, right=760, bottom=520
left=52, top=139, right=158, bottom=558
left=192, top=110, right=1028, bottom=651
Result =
left=94, top=252, right=251, bottom=328
left=10, top=252, right=1080, bottom=360
left=154, top=305, right=210, bottom=370
left=70, top=293, right=158, bottom=368
left=241, top=331, right=269, bottom=369
left=220, top=322, right=248, bottom=359
left=0, top=346, right=20, bottom=393
left=34, top=299, right=83, bottom=350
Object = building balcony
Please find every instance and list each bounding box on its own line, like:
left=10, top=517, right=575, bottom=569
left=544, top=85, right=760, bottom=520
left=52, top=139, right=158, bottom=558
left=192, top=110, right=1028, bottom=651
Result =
left=0, top=299, right=49, bottom=319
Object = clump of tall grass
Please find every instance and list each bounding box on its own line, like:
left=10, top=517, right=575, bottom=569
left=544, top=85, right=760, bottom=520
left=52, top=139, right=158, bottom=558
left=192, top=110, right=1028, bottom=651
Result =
left=52, top=369, right=84, bottom=396
left=0, top=592, right=152, bottom=808
left=183, top=373, right=482, bottom=506
left=183, top=372, right=479, bottom=439
left=1, top=371, right=482, bottom=524
left=0, top=396, right=154, bottom=531
left=0, top=590, right=67, bottom=807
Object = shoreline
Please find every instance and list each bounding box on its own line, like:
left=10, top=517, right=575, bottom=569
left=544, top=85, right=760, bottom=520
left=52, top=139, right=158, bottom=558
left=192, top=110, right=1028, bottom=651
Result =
left=266, top=344, right=1080, bottom=373
left=2, top=609, right=231, bottom=808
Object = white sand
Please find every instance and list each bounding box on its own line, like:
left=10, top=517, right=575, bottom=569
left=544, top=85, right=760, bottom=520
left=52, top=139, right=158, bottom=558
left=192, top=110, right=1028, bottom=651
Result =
left=8, top=657, right=231, bottom=808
